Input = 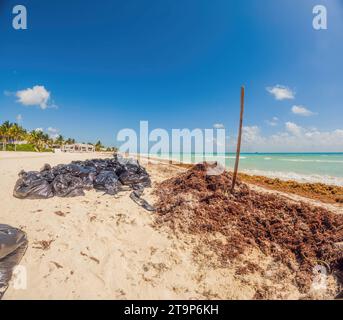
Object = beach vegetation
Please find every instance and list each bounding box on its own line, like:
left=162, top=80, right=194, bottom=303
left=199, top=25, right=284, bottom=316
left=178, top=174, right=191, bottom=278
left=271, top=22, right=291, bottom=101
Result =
left=65, top=138, right=76, bottom=145
left=8, top=123, right=27, bottom=151
left=27, top=130, right=47, bottom=152
left=106, top=147, right=118, bottom=152
left=0, top=121, right=13, bottom=151
left=95, top=140, right=104, bottom=151
left=5, top=144, right=35, bottom=152
left=55, top=135, right=64, bottom=146
left=0, top=120, right=113, bottom=152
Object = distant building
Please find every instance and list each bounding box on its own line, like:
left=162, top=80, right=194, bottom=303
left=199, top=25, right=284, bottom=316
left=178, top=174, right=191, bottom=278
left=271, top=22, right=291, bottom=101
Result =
left=12, top=140, right=28, bottom=145
left=61, top=143, right=95, bottom=153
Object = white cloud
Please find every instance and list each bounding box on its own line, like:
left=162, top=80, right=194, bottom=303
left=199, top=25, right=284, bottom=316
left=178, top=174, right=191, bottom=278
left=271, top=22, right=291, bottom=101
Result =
left=213, top=123, right=225, bottom=129
left=205, top=137, right=224, bottom=148
left=243, top=126, right=262, bottom=143
left=241, top=126, right=267, bottom=147
left=266, top=117, right=279, bottom=126
left=16, top=85, right=52, bottom=109
left=47, top=127, right=60, bottom=139
left=16, top=114, right=23, bottom=123
left=238, top=123, right=343, bottom=152
left=285, top=121, right=303, bottom=136
left=33, top=127, right=60, bottom=138
left=266, top=85, right=295, bottom=100
left=47, top=127, right=58, bottom=133
left=291, top=105, right=316, bottom=116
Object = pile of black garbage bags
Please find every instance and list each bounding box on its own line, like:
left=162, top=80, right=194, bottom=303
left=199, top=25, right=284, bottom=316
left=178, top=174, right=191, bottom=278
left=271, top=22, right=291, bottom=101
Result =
left=0, top=224, right=28, bottom=299
left=13, top=154, right=155, bottom=211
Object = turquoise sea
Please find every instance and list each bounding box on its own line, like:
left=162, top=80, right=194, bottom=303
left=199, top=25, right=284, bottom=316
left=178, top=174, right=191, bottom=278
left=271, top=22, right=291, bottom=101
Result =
left=145, top=153, right=343, bottom=186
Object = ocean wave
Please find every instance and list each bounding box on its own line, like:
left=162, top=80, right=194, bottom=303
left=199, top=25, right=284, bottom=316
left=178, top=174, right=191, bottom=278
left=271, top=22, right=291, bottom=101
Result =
left=226, top=156, right=247, bottom=159
left=167, top=155, right=247, bottom=160
left=242, top=169, right=343, bottom=186
left=146, top=154, right=247, bottom=161
left=279, top=158, right=343, bottom=164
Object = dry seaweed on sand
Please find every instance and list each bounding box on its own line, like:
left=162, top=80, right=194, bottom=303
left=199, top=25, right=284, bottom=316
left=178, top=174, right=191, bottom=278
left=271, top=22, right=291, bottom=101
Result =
left=154, top=163, right=343, bottom=293
left=32, top=239, right=54, bottom=251
left=238, top=173, right=343, bottom=204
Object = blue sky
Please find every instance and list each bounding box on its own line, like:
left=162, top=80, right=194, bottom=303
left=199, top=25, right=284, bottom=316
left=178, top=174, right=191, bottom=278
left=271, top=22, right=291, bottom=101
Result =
left=0, top=0, right=342, bottom=151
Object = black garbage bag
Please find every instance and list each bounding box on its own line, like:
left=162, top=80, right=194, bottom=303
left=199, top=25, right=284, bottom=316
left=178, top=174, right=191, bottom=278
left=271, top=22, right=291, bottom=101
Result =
left=115, top=156, right=139, bottom=173
left=0, top=225, right=28, bottom=299
left=13, top=155, right=154, bottom=211
left=116, top=158, right=151, bottom=187
left=119, top=170, right=151, bottom=187
left=82, top=171, right=97, bottom=190
left=82, top=159, right=113, bottom=173
left=52, top=174, right=85, bottom=197
left=52, top=164, right=97, bottom=189
left=130, top=189, right=155, bottom=212
left=66, top=164, right=96, bottom=177
left=40, top=163, right=52, bottom=172
left=93, top=170, right=121, bottom=195
left=52, top=164, right=89, bottom=176
left=39, top=164, right=55, bottom=182
left=13, top=171, right=54, bottom=199
left=51, top=164, right=67, bottom=175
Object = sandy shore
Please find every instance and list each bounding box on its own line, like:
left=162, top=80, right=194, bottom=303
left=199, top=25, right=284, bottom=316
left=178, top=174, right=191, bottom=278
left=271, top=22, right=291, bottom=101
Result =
left=0, top=152, right=341, bottom=299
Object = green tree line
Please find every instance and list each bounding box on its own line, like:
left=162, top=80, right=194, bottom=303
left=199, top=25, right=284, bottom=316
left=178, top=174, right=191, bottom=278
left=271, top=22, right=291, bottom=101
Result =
left=0, top=121, right=117, bottom=152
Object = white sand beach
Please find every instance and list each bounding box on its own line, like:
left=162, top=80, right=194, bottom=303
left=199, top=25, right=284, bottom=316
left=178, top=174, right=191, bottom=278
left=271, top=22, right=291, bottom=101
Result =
left=0, top=152, right=341, bottom=300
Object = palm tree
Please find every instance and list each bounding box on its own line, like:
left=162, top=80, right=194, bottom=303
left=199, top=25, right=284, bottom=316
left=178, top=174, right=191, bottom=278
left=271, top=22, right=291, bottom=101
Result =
left=55, top=135, right=64, bottom=146
left=42, top=133, right=54, bottom=149
left=27, top=130, right=45, bottom=151
left=42, top=133, right=50, bottom=148
left=9, top=123, right=26, bottom=151
left=0, top=121, right=12, bottom=151
left=47, top=137, right=54, bottom=148
left=65, top=138, right=75, bottom=145
left=0, top=123, right=6, bottom=151
left=95, top=140, right=104, bottom=151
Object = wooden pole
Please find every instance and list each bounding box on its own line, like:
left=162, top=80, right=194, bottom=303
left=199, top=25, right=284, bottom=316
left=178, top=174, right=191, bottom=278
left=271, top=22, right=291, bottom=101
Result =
left=230, top=86, right=245, bottom=193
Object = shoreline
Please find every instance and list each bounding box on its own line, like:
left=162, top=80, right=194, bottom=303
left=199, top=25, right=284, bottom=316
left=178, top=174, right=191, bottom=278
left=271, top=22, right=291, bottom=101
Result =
left=2, top=150, right=342, bottom=186
left=2, top=151, right=342, bottom=205
left=134, top=153, right=343, bottom=206
left=136, top=153, right=343, bottom=186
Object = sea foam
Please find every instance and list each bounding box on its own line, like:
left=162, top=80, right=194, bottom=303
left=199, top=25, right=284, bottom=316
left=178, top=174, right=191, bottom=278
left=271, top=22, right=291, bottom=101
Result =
left=242, top=169, right=343, bottom=186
